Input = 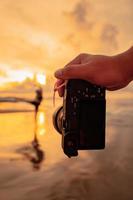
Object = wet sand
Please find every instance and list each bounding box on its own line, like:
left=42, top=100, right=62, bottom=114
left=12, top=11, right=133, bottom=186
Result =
left=0, top=87, right=133, bottom=200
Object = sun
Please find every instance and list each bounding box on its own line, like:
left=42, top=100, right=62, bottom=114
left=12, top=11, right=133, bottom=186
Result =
left=8, top=70, right=34, bottom=83
left=0, top=69, right=34, bottom=87
left=36, top=73, right=46, bottom=85
left=0, top=69, right=47, bottom=88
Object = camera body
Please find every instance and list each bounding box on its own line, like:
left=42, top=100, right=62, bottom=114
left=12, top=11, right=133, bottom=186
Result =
left=53, top=79, right=106, bottom=157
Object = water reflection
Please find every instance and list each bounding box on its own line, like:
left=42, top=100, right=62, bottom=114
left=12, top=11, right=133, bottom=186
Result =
left=37, top=111, right=46, bottom=136
left=18, top=111, right=45, bottom=170
left=22, top=134, right=44, bottom=170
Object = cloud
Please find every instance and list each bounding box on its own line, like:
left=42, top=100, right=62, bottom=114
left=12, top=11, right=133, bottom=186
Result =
left=64, top=0, right=94, bottom=30
left=63, top=0, right=119, bottom=52
left=0, top=0, right=62, bottom=72
left=100, top=24, right=119, bottom=49
left=71, top=0, right=90, bottom=25
left=62, top=33, right=82, bottom=51
left=0, top=0, right=131, bottom=85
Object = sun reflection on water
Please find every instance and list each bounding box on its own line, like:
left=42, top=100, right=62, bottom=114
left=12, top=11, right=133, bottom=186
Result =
left=37, top=111, right=46, bottom=136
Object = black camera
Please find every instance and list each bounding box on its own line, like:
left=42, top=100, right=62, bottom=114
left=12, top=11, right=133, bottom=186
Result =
left=53, top=79, right=106, bottom=157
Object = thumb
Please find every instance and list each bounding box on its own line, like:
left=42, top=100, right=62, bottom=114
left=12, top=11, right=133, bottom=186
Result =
left=54, top=64, right=94, bottom=80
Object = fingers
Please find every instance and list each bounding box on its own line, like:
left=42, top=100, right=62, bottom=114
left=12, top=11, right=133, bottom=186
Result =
left=54, top=53, right=92, bottom=79
left=54, top=54, right=94, bottom=97
left=64, top=54, right=82, bottom=66
left=54, top=63, right=90, bottom=97
left=55, top=79, right=65, bottom=97
left=54, top=63, right=94, bottom=81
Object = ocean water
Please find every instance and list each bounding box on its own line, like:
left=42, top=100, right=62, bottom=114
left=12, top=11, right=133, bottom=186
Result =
left=0, top=85, right=133, bottom=200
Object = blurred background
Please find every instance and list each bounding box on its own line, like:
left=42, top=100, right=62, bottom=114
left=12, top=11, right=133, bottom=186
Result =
left=0, top=0, right=133, bottom=200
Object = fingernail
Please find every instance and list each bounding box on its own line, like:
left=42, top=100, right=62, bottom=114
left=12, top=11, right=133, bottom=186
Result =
left=54, top=69, right=63, bottom=78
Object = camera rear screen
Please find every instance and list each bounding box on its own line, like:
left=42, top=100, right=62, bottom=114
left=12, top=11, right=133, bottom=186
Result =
left=79, top=100, right=105, bottom=149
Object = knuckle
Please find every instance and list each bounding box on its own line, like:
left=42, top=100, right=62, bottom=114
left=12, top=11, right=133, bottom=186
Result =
left=64, top=66, right=73, bottom=76
left=78, top=53, right=87, bottom=57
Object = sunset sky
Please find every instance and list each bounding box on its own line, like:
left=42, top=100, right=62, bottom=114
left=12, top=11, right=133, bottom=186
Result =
left=0, top=0, right=132, bottom=87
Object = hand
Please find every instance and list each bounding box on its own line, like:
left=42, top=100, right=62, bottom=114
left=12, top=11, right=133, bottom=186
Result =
left=54, top=48, right=133, bottom=96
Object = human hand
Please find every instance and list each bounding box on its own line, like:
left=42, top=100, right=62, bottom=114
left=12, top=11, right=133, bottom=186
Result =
left=54, top=48, right=133, bottom=96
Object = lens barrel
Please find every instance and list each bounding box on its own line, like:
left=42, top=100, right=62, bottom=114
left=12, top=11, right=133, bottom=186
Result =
left=52, top=106, right=63, bottom=134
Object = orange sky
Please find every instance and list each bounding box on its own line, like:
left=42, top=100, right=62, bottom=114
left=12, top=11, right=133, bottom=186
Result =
left=0, top=0, right=132, bottom=87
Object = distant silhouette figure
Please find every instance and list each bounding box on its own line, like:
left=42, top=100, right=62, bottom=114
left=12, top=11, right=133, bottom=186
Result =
left=31, top=87, right=43, bottom=117
left=0, top=87, right=43, bottom=115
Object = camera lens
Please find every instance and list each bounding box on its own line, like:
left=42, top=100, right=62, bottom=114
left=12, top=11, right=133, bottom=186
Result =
left=53, top=106, right=63, bottom=134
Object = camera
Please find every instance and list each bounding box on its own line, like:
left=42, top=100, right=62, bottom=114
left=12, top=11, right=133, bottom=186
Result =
left=53, top=79, right=106, bottom=157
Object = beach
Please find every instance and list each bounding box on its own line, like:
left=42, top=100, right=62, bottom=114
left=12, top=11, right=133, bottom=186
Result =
left=0, top=85, right=133, bottom=200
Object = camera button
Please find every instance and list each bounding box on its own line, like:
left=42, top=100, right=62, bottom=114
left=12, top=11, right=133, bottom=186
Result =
left=97, top=88, right=101, bottom=93
left=74, top=103, right=76, bottom=109
left=71, top=97, right=74, bottom=103
left=86, top=88, right=89, bottom=92
left=73, top=111, right=76, bottom=115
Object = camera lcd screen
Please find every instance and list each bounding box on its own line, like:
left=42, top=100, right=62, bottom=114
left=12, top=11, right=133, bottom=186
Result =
left=79, top=100, right=105, bottom=149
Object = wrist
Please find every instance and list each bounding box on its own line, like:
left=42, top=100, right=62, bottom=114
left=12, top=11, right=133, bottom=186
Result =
left=113, top=47, right=133, bottom=82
